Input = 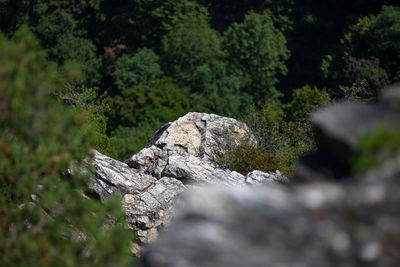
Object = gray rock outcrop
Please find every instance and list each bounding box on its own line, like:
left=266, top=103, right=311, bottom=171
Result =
left=125, top=112, right=256, bottom=183
left=140, top=85, right=400, bottom=267
left=89, top=112, right=285, bottom=253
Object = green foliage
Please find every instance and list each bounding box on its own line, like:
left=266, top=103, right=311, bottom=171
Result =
left=222, top=10, right=290, bottom=104
left=109, top=122, right=164, bottom=161
left=113, top=48, right=163, bottom=90
left=266, top=0, right=294, bottom=33
left=243, top=106, right=310, bottom=175
left=322, top=5, right=400, bottom=100
left=216, top=139, right=285, bottom=175
left=351, top=127, right=400, bottom=174
left=283, top=85, right=331, bottom=121
left=58, top=83, right=112, bottom=155
left=96, top=0, right=209, bottom=50
left=342, top=6, right=400, bottom=81
left=0, top=0, right=102, bottom=87
left=0, top=28, right=134, bottom=265
left=161, top=16, right=222, bottom=83
left=108, top=77, right=190, bottom=127
left=49, top=34, right=102, bottom=87
left=190, top=60, right=252, bottom=117
left=337, top=80, right=375, bottom=101
left=152, top=0, right=209, bottom=34
left=217, top=85, right=330, bottom=175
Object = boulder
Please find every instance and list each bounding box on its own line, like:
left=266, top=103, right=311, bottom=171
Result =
left=90, top=112, right=285, bottom=253
left=126, top=112, right=255, bottom=178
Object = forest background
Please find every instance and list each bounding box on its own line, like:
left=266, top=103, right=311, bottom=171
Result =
left=1, top=0, right=399, bottom=265
left=2, top=0, right=399, bottom=166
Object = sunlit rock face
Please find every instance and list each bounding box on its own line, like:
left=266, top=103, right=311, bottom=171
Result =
left=90, top=112, right=285, bottom=255
left=125, top=112, right=256, bottom=183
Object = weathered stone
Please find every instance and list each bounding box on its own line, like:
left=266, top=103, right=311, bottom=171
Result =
left=122, top=177, right=186, bottom=245
left=126, top=112, right=255, bottom=178
left=245, top=170, right=289, bottom=185
left=91, top=150, right=156, bottom=200
left=161, top=153, right=246, bottom=186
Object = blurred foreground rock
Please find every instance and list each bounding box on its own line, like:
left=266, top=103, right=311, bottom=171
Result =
left=90, top=112, right=286, bottom=254
left=295, top=83, right=400, bottom=181
left=141, top=157, right=400, bottom=267
left=140, top=86, right=400, bottom=267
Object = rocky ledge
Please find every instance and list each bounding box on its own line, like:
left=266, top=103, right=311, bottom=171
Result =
left=90, top=84, right=400, bottom=266
left=89, top=112, right=287, bottom=254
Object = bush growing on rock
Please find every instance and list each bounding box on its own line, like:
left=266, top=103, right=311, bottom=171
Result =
left=217, top=85, right=331, bottom=175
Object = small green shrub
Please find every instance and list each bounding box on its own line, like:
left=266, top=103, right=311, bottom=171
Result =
left=215, top=112, right=312, bottom=176
left=215, top=133, right=286, bottom=175
left=215, top=85, right=331, bottom=176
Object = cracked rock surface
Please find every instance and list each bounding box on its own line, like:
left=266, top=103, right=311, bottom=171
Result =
left=90, top=112, right=285, bottom=253
left=91, top=151, right=157, bottom=200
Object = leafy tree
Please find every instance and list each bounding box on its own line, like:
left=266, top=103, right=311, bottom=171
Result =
left=284, top=85, right=331, bottom=121
left=58, top=83, right=112, bottom=156
left=0, top=0, right=102, bottom=87
left=152, top=0, right=209, bottom=35
left=222, top=10, right=290, bottom=104
left=113, top=48, right=163, bottom=90
left=342, top=6, right=400, bottom=82
left=96, top=0, right=209, bottom=51
left=0, top=28, right=134, bottom=266
left=108, top=76, right=191, bottom=158
left=321, top=5, right=400, bottom=100
left=197, top=0, right=267, bottom=32
left=161, top=16, right=222, bottom=83
left=108, top=77, right=190, bottom=128
left=190, top=60, right=252, bottom=117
